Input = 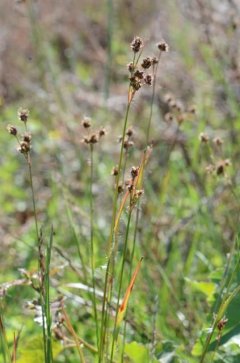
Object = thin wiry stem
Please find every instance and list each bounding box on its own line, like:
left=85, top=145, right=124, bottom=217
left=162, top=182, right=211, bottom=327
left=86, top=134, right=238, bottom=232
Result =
left=23, top=118, right=48, bottom=362
left=104, top=0, right=113, bottom=99
left=89, top=144, right=99, bottom=348
left=62, top=308, right=86, bottom=363
left=45, top=227, right=54, bottom=363
left=121, top=206, right=140, bottom=362
left=110, top=205, right=133, bottom=362
left=120, top=51, right=161, bottom=359
left=99, top=82, right=133, bottom=363
left=146, top=51, right=162, bottom=145
left=27, top=154, right=48, bottom=362
left=0, top=312, right=11, bottom=363
left=99, top=50, right=144, bottom=361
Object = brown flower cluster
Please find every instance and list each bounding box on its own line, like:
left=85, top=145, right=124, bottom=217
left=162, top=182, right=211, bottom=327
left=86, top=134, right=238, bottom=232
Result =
left=199, top=130, right=229, bottom=176
left=205, top=159, right=231, bottom=176
left=127, top=166, right=144, bottom=208
left=128, top=37, right=169, bottom=98
left=164, top=93, right=196, bottom=125
left=81, top=116, right=106, bottom=145
left=7, top=108, right=32, bottom=156
left=118, top=127, right=135, bottom=150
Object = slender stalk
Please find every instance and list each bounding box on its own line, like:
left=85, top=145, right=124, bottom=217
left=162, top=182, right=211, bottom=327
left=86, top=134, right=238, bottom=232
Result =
left=110, top=206, right=133, bottom=362
left=104, top=0, right=113, bottom=99
left=106, top=95, right=132, bottom=255
left=45, top=227, right=54, bottom=363
left=64, top=336, right=98, bottom=354
left=12, top=332, right=17, bottom=363
left=146, top=51, right=162, bottom=145
left=99, top=88, right=133, bottom=362
left=62, top=308, right=86, bottom=363
left=122, top=149, right=129, bottom=184
left=121, top=206, right=140, bottom=362
left=27, top=155, right=39, bottom=241
left=27, top=154, right=47, bottom=363
left=89, top=144, right=99, bottom=348
left=23, top=119, right=48, bottom=362
left=99, top=51, right=139, bottom=361
left=0, top=312, right=11, bottom=363
left=64, top=197, right=88, bottom=281
left=119, top=49, right=160, bottom=359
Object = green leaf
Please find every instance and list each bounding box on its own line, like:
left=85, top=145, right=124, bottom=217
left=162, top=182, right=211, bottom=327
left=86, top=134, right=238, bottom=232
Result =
left=185, top=278, right=216, bottom=303
left=124, top=341, right=150, bottom=363
left=16, top=335, right=62, bottom=363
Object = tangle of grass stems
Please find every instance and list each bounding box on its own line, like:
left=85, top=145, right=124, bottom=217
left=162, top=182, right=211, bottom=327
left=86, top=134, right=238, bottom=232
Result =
left=117, top=49, right=163, bottom=359
left=98, top=53, right=137, bottom=362
left=110, top=203, right=133, bottom=362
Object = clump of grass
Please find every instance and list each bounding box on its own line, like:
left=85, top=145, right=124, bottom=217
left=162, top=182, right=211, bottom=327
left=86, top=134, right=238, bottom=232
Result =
left=4, top=36, right=170, bottom=363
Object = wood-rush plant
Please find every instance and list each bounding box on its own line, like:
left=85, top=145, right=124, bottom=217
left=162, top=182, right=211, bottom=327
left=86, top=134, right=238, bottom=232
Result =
left=5, top=37, right=169, bottom=363
left=7, top=110, right=53, bottom=363
left=82, top=117, right=107, bottom=350
left=99, top=36, right=169, bottom=362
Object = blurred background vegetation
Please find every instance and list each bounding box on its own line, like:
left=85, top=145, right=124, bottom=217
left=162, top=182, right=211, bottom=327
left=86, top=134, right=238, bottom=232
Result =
left=1, top=0, right=240, bottom=362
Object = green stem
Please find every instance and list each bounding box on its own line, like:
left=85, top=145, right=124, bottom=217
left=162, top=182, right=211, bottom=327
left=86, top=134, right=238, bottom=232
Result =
left=110, top=206, right=133, bottom=362
left=146, top=51, right=162, bottom=145
left=27, top=154, right=47, bottom=362
left=0, top=311, right=11, bottom=363
left=121, top=206, right=140, bottom=361
left=45, top=227, right=54, bottom=363
left=90, top=144, right=99, bottom=348
left=104, top=0, right=113, bottom=99
left=99, top=94, right=132, bottom=362
left=99, top=52, right=137, bottom=362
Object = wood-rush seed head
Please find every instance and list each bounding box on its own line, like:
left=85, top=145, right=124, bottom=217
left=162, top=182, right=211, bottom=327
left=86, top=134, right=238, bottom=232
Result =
left=18, top=108, right=29, bottom=123
left=213, top=137, right=223, bottom=146
left=7, top=124, right=18, bottom=136
left=23, top=133, right=32, bottom=143
left=118, top=184, right=124, bottom=194
left=82, top=117, right=91, bottom=128
left=89, top=134, right=98, bottom=144
left=83, top=137, right=90, bottom=144
left=131, top=36, right=143, bottom=53
left=131, top=166, right=139, bottom=179
left=144, top=74, right=152, bottom=85
left=126, top=127, right=134, bottom=137
left=151, top=56, right=159, bottom=65
left=141, top=57, right=152, bottom=69
left=127, top=62, right=135, bottom=73
left=134, top=69, right=144, bottom=79
left=18, top=141, right=31, bottom=154
left=199, top=132, right=209, bottom=143
left=99, top=128, right=106, bottom=137
left=216, top=159, right=231, bottom=176
left=111, top=166, right=119, bottom=176
left=157, top=40, right=169, bottom=52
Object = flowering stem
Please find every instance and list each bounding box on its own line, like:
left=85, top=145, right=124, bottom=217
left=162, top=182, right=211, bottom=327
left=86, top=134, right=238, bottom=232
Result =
left=110, top=205, right=133, bottom=362
left=89, top=144, right=99, bottom=348
left=146, top=51, right=162, bottom=145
